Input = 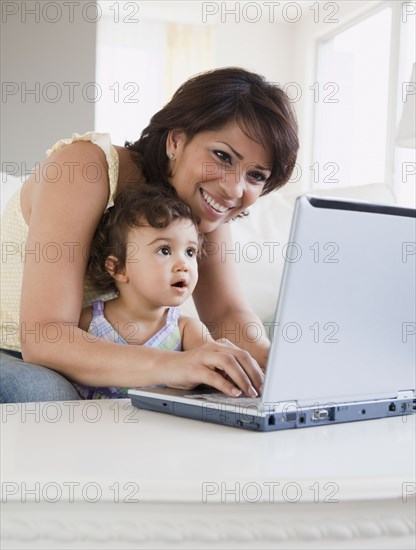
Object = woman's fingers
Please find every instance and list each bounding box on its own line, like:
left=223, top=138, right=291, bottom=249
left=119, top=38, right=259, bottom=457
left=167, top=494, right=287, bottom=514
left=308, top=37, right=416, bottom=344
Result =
left=212, top=339, right=264, bottom=395
left=166, top=342, right=264, bottom=397
left=200, top=351, right=257, bottom=397
left=199, top=368, right=246, bottom=397
left=196, top=342, right=264, bottom=397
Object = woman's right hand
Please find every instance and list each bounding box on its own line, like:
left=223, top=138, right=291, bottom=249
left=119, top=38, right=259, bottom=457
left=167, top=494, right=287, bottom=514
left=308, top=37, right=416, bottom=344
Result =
left=161, top=338, right=264, bottom=398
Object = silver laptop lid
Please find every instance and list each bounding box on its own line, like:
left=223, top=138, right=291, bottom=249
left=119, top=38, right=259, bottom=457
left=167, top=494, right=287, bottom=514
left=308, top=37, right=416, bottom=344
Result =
left=263, top=196, right=416, bottom=405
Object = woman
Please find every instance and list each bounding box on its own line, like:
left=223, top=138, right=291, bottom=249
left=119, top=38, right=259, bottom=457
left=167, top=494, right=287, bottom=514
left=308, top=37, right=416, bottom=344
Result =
left=0, top=67, right=298, bottom=403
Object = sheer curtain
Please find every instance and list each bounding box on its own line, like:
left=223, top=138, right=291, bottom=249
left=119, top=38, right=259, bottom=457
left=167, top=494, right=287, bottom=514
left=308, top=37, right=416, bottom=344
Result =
left=165, top=23, right=214, bottom=100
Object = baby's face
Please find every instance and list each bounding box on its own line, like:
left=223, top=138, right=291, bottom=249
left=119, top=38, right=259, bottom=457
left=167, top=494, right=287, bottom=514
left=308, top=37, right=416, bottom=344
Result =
left=122, top=219, right=200, bottom=308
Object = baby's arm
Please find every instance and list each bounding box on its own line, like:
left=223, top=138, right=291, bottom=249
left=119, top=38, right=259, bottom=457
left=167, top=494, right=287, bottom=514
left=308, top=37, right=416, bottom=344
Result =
left=179, top=316, right=215, bottom=350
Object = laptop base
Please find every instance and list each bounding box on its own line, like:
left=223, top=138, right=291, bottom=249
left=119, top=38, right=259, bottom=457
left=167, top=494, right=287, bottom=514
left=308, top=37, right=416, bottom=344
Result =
left=130, top=394, right=415, bottom=432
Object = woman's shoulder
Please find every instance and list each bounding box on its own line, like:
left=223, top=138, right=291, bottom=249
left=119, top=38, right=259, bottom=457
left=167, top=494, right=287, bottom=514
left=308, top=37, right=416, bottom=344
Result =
left=46, top=131, right=112, bottom=157
left=20, top=137, right=112, bottom=225
left=44, top=132, right=127, bottom=210
left=44, top=131, right=119, bottom=182
left=44, top=137, right=109, bottom=169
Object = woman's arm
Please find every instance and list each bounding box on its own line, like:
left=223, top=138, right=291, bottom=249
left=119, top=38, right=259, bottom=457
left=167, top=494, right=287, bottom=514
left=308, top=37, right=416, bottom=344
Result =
left=193, top=223, right=270, bottom=369
left=20, top=140, right=109, bottom=366
left=19, top=143, right=262, bottom=396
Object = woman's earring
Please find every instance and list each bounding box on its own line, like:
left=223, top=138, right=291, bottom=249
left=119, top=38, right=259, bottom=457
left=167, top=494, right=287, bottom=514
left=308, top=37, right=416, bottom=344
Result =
left=167, top=152, right=174, bottom=160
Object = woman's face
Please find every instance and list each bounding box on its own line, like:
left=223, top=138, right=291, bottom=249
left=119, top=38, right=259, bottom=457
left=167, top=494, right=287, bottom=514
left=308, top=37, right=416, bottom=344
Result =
left=167, top=121, right=272, bottom=233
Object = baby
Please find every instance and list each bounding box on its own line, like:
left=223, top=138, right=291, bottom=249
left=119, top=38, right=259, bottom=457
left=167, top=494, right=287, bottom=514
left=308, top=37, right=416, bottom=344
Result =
left=75, top=184, right=208, bottom=399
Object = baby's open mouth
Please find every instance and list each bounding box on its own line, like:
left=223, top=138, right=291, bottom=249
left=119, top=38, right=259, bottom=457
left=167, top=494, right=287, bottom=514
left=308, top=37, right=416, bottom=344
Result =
left=172, top=281, right=186, bottom=288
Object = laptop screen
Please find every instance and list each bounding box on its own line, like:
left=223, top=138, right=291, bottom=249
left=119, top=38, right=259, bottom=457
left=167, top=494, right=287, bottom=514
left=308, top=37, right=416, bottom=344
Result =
left=263, top=196, right=416, bottom=405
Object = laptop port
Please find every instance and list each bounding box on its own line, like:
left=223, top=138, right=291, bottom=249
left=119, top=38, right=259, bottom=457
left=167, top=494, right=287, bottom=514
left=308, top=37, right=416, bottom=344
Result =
left=268, top=415, right=276, bottom=426
left=388, top=402, right=396, bottom=412
left=312, top=409, right=330, bottom=421
left=312, top=407, right=336, bottom=421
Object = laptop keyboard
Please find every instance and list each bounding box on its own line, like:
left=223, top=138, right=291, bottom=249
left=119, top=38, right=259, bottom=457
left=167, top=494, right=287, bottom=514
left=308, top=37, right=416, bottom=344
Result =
left=183, top=392, right=261, bottom=405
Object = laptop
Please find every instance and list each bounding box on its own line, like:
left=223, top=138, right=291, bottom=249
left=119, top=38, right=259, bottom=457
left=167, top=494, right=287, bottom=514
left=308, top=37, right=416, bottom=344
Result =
left=129, top=195, right=416, bottom=431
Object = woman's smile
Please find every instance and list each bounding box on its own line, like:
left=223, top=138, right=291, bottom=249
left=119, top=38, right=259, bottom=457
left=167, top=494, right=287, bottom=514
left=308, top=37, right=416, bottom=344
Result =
left=167, top=121, right=271, bottom=233
left=200, top=188, right=234, bottom=215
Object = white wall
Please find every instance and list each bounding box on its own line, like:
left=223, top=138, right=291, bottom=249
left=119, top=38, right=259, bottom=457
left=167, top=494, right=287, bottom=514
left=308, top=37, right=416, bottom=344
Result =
left=213, top=17, right=294, bottom=85
left=1, top=1, right=97, bottom=179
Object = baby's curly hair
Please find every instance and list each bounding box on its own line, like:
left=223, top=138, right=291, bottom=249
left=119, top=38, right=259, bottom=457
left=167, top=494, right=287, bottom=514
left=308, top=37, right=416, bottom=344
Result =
left=87, top=184, right=203, bottom=294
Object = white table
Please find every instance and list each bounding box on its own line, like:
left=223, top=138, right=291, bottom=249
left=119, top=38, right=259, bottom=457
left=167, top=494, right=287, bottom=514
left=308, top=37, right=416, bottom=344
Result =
left=1, top=399, right=415, bottom=549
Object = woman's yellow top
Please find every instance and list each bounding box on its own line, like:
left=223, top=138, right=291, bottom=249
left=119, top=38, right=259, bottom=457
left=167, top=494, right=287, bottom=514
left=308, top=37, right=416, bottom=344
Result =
left=0, top=131, right=119, bottom=352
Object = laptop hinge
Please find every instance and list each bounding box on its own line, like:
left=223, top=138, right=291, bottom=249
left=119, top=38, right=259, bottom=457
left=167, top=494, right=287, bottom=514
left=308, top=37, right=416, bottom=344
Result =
left=397, top=390, right=414, bottom=399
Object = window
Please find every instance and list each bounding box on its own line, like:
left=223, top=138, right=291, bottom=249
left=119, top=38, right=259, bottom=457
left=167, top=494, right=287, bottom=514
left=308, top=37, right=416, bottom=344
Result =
left=393, top=5, right=416, bottom=207
left=312, top=6, right=393, bottom=189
